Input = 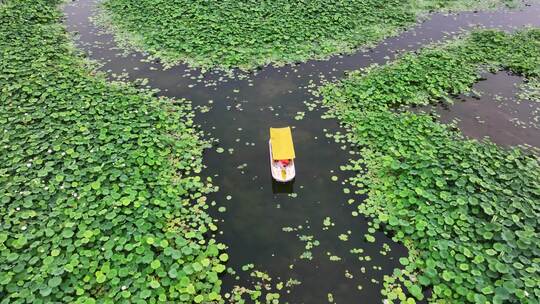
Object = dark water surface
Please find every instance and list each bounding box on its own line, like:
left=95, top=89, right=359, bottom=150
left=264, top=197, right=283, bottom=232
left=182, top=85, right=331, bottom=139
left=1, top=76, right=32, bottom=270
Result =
left=62, top=1, right=540, bottom=302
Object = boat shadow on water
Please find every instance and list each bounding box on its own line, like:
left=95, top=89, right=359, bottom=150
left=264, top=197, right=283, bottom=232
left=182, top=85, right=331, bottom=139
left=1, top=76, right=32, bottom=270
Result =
left=271, top=178, right=295, bottom=194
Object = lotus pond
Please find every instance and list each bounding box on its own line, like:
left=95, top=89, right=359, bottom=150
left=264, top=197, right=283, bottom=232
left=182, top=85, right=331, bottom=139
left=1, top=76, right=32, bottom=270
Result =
left=1, top=0, right=540, bottom=303
left=320, top=29, right=540, bottom=303
left=100, top=0, right=520, bottom=69
left=1, top=0, right=225, bottom=303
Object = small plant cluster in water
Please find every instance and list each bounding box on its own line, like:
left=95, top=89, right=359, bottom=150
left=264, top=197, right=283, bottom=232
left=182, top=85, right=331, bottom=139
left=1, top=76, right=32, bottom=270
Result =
left=101, top=0, right=516, bottom=70
left=518, top=77, right=540, bottom=103
left=320, top=29, right=540, bottom=303
left=0, top=0, right=225, bottom=303
left=226, top=265, right=301, bottom=304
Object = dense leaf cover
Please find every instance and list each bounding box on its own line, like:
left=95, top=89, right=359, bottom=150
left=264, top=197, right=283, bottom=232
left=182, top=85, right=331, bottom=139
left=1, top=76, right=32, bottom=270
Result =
left=321, top=30, right=540, bottom=303
left=102, top=0, right=515, bottom=69
left=0, top=0, right=225, bottom=302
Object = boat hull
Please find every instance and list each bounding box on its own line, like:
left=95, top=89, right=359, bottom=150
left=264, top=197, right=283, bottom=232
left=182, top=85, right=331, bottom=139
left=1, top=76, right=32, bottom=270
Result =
left=269, top=140, right=295, bottom=182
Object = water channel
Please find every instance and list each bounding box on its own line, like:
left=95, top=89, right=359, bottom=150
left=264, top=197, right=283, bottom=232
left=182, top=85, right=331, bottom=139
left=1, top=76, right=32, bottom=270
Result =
left=62, top=1, right=540, bottom=302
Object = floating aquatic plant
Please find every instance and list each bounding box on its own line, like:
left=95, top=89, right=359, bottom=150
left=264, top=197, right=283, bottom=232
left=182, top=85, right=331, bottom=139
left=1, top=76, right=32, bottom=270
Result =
left=100, top=0, right=517, bottom=70
left=0, top=0, right=225, bottom=302
left=321, top=29, right=540, bottom=303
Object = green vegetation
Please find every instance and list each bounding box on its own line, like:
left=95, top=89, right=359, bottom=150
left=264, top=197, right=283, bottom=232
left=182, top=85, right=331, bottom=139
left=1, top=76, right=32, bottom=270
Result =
left=101, top=0, right=516, bottom=69
left=0, top=0, right=225, bottom=303
left=320, top=29, right=540, bottom=303
left=519, top=78, right=540, bottom=102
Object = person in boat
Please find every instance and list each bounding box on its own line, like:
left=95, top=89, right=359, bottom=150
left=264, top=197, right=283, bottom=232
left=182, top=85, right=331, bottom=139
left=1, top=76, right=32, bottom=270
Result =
left=275, top=159, right=291, bottom=167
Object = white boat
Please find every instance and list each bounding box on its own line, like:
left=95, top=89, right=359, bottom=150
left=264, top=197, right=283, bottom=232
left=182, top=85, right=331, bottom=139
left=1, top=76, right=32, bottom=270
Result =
left=269, top=127, right=296, bottom=182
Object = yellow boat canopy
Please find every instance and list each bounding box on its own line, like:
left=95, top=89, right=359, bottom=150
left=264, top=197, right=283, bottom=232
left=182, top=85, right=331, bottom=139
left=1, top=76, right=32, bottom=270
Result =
left=270, top=127, right=295, bottom=160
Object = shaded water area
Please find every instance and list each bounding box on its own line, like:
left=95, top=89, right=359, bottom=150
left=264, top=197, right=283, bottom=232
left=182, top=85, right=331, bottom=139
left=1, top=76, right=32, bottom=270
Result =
left=63, top=1, right=540, bottom=302
left=415, top=71, right=540, bottom=149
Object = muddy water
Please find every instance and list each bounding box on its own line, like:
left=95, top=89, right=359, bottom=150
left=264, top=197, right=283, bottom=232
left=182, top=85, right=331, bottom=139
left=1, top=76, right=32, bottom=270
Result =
left=62, top=1, right=540, bottom=302
left=417, top=72, right=540, bottom=148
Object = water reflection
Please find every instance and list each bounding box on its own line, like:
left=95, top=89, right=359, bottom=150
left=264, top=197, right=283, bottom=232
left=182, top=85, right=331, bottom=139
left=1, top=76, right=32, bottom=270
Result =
left=414, top=71, right=540, bottom=148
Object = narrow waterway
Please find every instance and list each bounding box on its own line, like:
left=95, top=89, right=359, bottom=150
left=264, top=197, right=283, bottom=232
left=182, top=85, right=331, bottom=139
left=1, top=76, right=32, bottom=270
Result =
left=63, top=1, right=540, bottom=302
